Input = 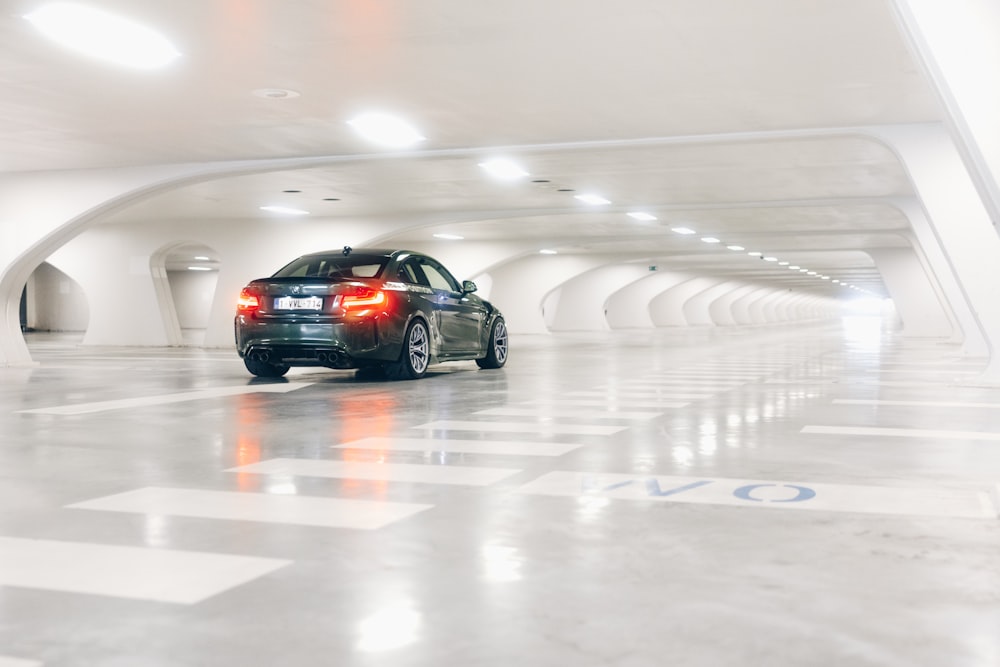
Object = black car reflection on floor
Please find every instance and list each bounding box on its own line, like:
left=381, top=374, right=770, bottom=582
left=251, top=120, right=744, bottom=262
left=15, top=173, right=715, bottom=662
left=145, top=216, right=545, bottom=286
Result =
left=234, top=247, right=508, bottom=379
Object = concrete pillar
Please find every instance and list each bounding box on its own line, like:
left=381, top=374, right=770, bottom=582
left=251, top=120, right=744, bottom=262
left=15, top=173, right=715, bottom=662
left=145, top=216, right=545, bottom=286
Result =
left=605, top=271, right=693, bottom=329
left=682, top=281, right=741, bottom=326
left=547, top=264, right=649, bottom=331
left=873, top=125, right=1000, bottom=382
left=867, top=247, right=952, bottom=338
left=649, top=277, right=719, bottom=327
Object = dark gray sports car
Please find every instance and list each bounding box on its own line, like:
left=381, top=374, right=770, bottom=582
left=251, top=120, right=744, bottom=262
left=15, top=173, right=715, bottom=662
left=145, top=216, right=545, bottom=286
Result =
left=234, top=247, right=507, bottom=379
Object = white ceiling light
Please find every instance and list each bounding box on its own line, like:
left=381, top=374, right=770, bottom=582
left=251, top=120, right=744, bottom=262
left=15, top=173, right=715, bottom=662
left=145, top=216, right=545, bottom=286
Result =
left=778, top=261, right=789, bottom=266
left=575, top=194, right=611, bottom=206
left=539, top=249, right=558, bottom=255
left=187, top=266, right=212, bottom=271
left=627, top=212, right=657, bottom=221
left=347, top=112, right=425, bottom=148
left=821, top=276, right=831, bottom=280
left=726, top=245, right=744, bottom=251
left=747, top=251, right=763, bottom=257
left=259, top=205, right=309, bottom=215
left=763, top=256, right=778, bottom=262
left=789, top=265, right=800, bottom=270
left=24, top=3, right=181, bottom=70
left=193, top=256, right=210, bottom=260
left=671, top=227, right=696, bottom=235
left=701, top=237, right=721, bottom=244
left=433, top=233, right=464, bottom=240
left=807, top=271, right=817, bottom=276
left=478, top=159, right=529, bottom=180
left=799, top=269, right=808, bottom=273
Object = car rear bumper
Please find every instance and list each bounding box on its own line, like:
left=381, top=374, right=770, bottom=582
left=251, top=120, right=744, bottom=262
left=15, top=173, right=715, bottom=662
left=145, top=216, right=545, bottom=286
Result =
left=235, top=315, right=403, bottom=367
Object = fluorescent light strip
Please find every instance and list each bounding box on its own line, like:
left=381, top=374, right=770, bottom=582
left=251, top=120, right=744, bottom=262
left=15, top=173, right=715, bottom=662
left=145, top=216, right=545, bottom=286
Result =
left=671, top=227, right=696, bottom=235
left=701, top=237, right=721, bottom=244
left=575, top=194, right=611, bottom=205
left=347, top=112, right=425, bottom=148
left=433, top=233, right=464, bottom=240
left=260, top=205, right=309, bottom=215
left=478, top=159, right=529, bottom=180
left=627, top=212, right=657, bottom=221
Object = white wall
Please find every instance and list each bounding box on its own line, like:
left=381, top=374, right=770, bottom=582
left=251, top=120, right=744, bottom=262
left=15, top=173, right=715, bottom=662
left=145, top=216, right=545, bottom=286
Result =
left=547, top=264, right=650, bottom=331
left=167, top=270, right=219, bottom=330
left=26, top=262, right=89, bottom=332
left=605, top=271, right=693, bottom=329
left=868, top=247, right=952, bottom=337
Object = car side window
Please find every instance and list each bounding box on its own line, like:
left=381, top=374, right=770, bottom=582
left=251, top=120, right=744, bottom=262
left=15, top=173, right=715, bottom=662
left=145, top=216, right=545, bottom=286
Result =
left=419, top=260, right=460, bottom=293
left=397, top=260, right=425, bottom=285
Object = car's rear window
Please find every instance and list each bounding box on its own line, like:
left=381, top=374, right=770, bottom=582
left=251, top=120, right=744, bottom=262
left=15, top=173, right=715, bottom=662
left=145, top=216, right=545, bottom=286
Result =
left=273, top=254, right=388, bottom=279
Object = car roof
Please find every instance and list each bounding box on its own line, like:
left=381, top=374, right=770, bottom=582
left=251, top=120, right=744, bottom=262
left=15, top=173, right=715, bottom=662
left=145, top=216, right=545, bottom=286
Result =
left=300, top=248, right=415, bottom=259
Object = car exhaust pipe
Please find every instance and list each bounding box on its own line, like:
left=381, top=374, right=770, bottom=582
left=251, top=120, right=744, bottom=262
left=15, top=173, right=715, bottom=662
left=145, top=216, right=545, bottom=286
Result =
left=249, top=350, right=270, bottom=363
left=317, top=352, right=328, bottom=362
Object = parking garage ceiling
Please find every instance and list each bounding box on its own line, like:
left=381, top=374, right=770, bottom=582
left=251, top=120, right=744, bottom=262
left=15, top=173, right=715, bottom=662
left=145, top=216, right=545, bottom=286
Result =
left=1, top=0, right=944, bottom=297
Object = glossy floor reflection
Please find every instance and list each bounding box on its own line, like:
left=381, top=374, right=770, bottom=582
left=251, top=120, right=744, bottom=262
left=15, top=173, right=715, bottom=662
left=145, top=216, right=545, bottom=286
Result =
left=1, top=320, right=999, bottom=666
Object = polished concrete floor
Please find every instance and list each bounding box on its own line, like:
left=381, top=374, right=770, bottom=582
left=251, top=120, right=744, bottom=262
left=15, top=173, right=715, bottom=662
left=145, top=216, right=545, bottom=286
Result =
left=1, top=320, right=999, bottom=666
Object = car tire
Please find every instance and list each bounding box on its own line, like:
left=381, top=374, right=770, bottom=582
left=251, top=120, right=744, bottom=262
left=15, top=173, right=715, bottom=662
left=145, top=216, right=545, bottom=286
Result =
left=385, top=318, right=430, bottom=380
left=244, top=356, right=290, bottom=378
left=476, top=317, right=508, bottom=369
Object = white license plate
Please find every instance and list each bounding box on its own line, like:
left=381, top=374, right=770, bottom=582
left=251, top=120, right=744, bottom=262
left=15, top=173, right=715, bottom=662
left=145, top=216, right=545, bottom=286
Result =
left=273, top=296, right=323, bottom=310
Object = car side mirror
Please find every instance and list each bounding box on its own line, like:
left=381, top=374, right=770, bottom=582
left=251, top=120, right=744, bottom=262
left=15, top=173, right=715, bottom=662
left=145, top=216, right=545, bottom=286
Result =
left=461, top=280, right=478, bottom=294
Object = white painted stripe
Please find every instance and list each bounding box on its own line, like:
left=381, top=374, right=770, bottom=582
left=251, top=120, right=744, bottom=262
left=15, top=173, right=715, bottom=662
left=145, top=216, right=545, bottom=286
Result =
left=801, top=425, right=1000, bottom=441
left=766, top=379, right=950, bottom=387
left=228, top=458, right=522, bottom=486
left=569, top=390, right=710, bottom=400
left=649, top=373, right=762, bottom=379
left=0, top=536, right=290, bottom=605
left=413, top=420, right=625, bottom=436
left=615, top=379, right=745, bottom=387
left=335, top=436, right=579, bottom=457
left=18, top=383, right=313, bottom=415
left=833, top=399, right=1000, bottom=409
left=516, top=472, right=997, bottom=519
left=475, top=407, right=663, bottom=420
left=69, top=487, right=432, bottom=530
left=864, top=369, right=978, bottom=375
left=520, top=399, right=689, bottom=409
left=0, top=657, right=42, bottom=667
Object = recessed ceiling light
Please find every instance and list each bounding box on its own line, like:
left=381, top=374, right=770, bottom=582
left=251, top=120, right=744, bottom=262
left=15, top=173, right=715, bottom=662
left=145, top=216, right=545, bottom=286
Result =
left=778, top=261, right=789, bottom=266
left=187, top=266, right=212, bottom=272
left=25, top=3, right=181, bottom=70
left=433, top=233, right=464, bottom=240
left=726, top=245, right=744, bottom=251
left=478, top=159, right=529, bottom=180
left=253, top=88, right=300, bottom=99
left=701, top=237, right=721, bottom=244
left=747, top=251, right=763, bottom=257
left=789, top=265, right=800, bottom=270
left=832, top=280, right=841, bottom=284
left=671, top=227, right=696, bottom=235
left=193, top=256, right=210, bottom=261
left=575, top=194, right=611, bottom=206
left=627, top=212, right=657, bottom=221
left=260, top=205, right=309, bottom=215
left=347, top=112, right=425, bottom=148
left=821, top=276, right=831, bottom=280
left=799, top=269, right=808, bottom=273
left=763, top=256, right=777, bottom=262
left=539, top=249, right=558, bottom=255
left=807, top=271, right=817, bottom=275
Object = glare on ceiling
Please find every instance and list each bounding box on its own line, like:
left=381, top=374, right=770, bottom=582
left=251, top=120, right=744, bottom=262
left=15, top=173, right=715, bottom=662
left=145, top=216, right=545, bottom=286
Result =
left=701, top=237, right=721, bottom=244
left=627, top=212, right=657, bottom=221
left=478, top=159, right=529, bottom=180
left=259, top=205, right=309, bottom=215
left=433, top=233, right=464, bottom=240
left=574, top=194, right=611, bottom=206
left=671, top=227, right=696, bottom=235
left=24, top=3, right=181, bottom=70
left=347, top=112, right=425, bottom=148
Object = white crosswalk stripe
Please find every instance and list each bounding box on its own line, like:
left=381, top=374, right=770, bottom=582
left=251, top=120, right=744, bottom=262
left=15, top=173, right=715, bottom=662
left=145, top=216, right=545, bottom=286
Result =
left=0, top=536, right=290, bottom=605
left=68, top=486, right=434, bottom=530
left=334, top=436, right=580, bottom=457
left=413, top=420, right=625, bottom=436
left=474, top=407, right=663, bottom=420
left=228, top=457, right=523, bottom=486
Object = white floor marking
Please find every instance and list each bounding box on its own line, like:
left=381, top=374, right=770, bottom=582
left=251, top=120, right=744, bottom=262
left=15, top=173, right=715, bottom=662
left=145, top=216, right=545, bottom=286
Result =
left=767, top=379, right=950, bottom=387
left=519, top=399, right=690, bottom=409
left=0, top=536, right=290, bottom=605
left=833, top=399, right=1000, bottom=409
left=334, top=436, right=579, bottom=457
left=474, top=407, right=663, bottom=420
left=69, top=486, right=433, bottom=530
left=801, top=425, right=1000, bottom=441
left=0, top=657, right=42, bottom=667
left=648, top=373, right=762, bottom=379
left=864, top=369, right=978, bottom=375
left=228, top=458, right=522, bottom=486
left=570, top=390, right=711, bottom=400
left=615, top=379, right=745, bottom=387
left=413, top=420, right=625, bottom=436
left=18, top=383, right=313, bottom=415
left=516, top=472, right=997, bottom=519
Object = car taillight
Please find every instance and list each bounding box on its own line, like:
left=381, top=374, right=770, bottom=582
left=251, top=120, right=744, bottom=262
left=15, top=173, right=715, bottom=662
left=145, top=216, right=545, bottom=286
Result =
left=237, top=289, right=260, bottom=311
left=342, top=289, right=387, bottom=310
